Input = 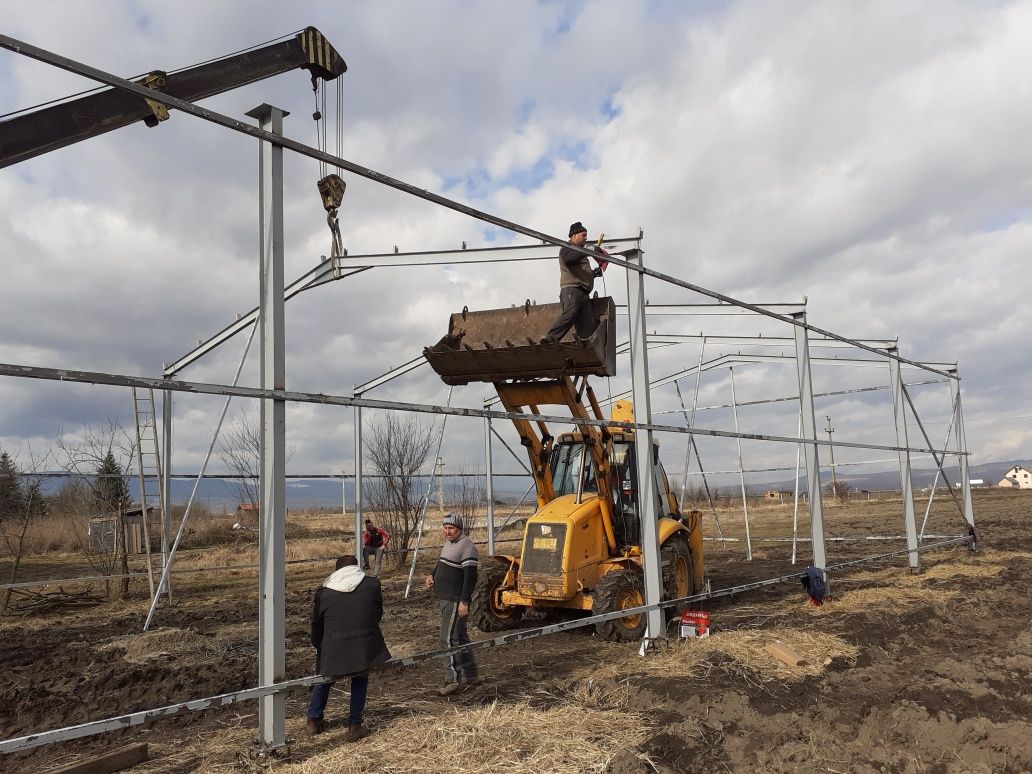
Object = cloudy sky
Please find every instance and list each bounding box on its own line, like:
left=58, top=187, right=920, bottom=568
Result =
left=2, top=0, right=1030, bottom=501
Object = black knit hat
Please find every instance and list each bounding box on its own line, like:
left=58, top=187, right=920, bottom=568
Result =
left=568, top=221, right=587, bottom=237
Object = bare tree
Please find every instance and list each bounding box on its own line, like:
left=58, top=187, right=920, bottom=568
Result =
left=829, top=480, right=851, bottom=503
left=364, top=412, right=436, bottom=562
left=453, top=466, right=485, bottom=527
left=55, top=420, right=137, bottom=597
left=216, top=411, right=296, bottom=512
left=217, top=412, right=261, bottom=511
left=0, top=444, right=52, bottom=612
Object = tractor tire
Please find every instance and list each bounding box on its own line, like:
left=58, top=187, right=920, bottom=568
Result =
left=592, top=567, right=647, bottom=642
left=662, top=534, right=696, bottom=604
left=470, top=561, right=524, bottom=633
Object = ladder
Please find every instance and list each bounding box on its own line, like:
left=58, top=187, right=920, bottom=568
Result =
left=131, top=387, right=168, bottom=601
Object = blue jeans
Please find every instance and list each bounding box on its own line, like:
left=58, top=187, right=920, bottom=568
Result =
left=306, top=673, right=369, bottom=726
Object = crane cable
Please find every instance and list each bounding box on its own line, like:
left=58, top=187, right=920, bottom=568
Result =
left=312, top=73, right=346, bottom=259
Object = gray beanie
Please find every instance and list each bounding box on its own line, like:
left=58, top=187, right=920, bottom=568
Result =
left=441, top=512, right=463, bottom=529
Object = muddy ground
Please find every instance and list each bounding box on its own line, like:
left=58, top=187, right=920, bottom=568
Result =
left=2, top=489, right=1031, bottom=773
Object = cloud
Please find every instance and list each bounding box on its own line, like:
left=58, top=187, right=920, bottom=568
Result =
left=1, top=0, right=1029, bottom=497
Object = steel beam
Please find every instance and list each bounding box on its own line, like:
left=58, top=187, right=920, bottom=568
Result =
left=949, top=367, right=977, bottom=549
left=792, top=312, right=828, bottom=576
left=0, top=361, right=965, bottom=457
left=247, top=103, right=287, bottom=750
left=888, top=347, right=919, bottom=571
left=624, top=247, right=665, bottom=643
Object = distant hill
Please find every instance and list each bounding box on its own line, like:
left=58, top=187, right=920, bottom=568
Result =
left=751, top=459, right=1032, bottom=494
left=37, top=458, right=1028, bottom=511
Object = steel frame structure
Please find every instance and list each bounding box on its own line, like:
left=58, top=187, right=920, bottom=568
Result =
left=0, top=32, right=976, bottom=756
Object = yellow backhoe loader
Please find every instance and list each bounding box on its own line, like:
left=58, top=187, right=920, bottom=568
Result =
left=424, top=297, right=704, bottom=641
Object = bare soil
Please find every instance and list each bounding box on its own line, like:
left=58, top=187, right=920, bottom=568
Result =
left=2, top=489, right=1031, bottom=773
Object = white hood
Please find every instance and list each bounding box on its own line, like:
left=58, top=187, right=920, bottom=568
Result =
left=322, top=565, right=367, bottom=593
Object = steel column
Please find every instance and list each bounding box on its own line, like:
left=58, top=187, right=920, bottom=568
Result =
left=888, top=347, right=920, bottom=571
left=791, top=411, right=802, bottom=565
left=792, top=312, right=828, bottom=576
left=729, top=367, right=752, bottom=560
left=247, top=103, right=287, bottom=749
left=160, top=385, right=173, bottom=601
left=949, top=368, right=976, bottom=549
left=354, top=402, right=363, bottom=547
left=484, top=413, right=495, bottom=556
left=624, top=247, right=664, bottom=643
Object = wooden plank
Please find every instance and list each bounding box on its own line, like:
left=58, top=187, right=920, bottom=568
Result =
left=764, top=641, right=807, bottom=667
left=48, top=743, right=148, bottom=774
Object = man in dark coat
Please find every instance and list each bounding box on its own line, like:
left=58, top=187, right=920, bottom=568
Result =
left=307, top=554, right=391, bottom=741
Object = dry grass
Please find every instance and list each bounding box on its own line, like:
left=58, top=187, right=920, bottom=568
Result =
left=99, top=626, right=227, bottom=665
left=604, top=628, right=859, bottom=684
left=285, top=699, right=651, bottom=774
left=803, top=585, right=959, bottom=616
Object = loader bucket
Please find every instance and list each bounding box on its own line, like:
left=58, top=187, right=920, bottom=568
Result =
left=424, top=297, right=616, bottom=385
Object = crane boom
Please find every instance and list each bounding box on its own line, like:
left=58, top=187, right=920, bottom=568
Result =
left=0, top=27, right=346, bottom=168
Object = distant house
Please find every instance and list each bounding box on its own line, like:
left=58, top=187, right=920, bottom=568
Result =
left=237, top=503, right=259, bottom=512
left=998, top=465, right=1032, bottom=489
left=763, top=489, right=791, bottom=504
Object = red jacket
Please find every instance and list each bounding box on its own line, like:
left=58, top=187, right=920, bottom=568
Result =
left=362, top=526, right=390, bottom=548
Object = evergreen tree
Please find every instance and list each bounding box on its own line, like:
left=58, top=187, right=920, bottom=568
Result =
left=0, top=450, right=25, bottom=527
left=95, top=450, right=130, bottom=514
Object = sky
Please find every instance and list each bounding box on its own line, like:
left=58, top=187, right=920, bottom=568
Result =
left=2, top=0, right=1031, bottom=501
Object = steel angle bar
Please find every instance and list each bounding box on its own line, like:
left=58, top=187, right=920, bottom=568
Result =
left=0, top=33, right=959, bottom=380
left=615, top=303, right=807, bottom=316
left=0, top=534, right=972, bottom=755
left=165, top=263, right=369, bottom=377
left=599, top=352, right=937, bottom=409
left=334, top=237, right=640, bottom=268
left=0, top=362, right=966, bottom=456
left=682, top=457, right=900, bottom=475
left=647, top=334, right=898, bottom=350
left=706, top=535, right=965, bottom=544
left=900, top=383, right=964, bottom=517
left=0, top=674, right=333, bottom=754
left=490, top=424, right=533, bottom=474
left=353, top=355, right=427, bottom=394
left=653, top=379, right=948, bottom=415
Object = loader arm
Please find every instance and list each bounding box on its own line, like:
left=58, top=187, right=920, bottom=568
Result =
left=494, top=377, right=617, bottom=552
left=1, top=27, right=346, bottom=168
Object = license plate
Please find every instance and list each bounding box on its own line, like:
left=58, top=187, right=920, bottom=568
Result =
left=533, top=537, right=557, bottom=550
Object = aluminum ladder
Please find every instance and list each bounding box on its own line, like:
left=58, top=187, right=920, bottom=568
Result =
left=131, top=387, right=168, bottom=601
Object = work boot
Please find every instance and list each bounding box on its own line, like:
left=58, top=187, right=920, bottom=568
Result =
left=345, top=724, right=368, bottom=743
left=305, top=717, right=325, bottom=736
left=539, top=337, right=556, bottom=345
left=437, top=682, right=462, bottom=696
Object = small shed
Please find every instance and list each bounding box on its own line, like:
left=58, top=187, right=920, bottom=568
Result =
left=88, top=505, right=154, bottom=554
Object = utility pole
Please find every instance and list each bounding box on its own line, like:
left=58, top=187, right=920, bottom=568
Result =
left=825, top=415, right=838, bottom=497
left=435, top=457, right=446, bottom=514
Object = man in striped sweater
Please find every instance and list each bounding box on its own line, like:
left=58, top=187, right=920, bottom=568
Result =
left=424, top=512, right=480, bottom=695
